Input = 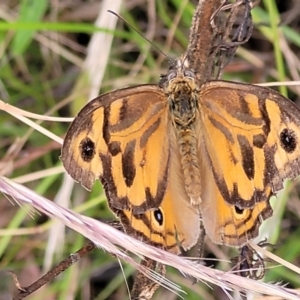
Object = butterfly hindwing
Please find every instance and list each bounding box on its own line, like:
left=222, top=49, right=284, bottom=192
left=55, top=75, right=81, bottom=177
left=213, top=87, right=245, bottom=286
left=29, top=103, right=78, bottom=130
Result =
left=199, top=161, right=273, bottom=246
left=112, top=181, right=200, bottom=253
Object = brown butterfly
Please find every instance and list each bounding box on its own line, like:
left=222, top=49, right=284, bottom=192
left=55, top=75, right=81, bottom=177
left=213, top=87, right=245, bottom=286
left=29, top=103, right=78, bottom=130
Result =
left=61, top=0, right=300, bottom=254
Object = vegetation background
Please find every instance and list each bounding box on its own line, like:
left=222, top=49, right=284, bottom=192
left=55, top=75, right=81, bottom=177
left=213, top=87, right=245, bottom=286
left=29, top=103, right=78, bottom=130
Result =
left=0, top=0, right=299, bottom=299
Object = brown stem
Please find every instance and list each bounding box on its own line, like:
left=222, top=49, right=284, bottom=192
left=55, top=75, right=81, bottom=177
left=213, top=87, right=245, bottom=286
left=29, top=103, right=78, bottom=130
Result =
left=12, top=241, right=96, bottom=300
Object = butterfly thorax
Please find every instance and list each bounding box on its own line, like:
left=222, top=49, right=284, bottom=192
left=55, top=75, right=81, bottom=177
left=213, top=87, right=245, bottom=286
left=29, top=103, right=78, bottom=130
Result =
left=160, top=59, right=202, bottom=205
left=160, top=59, right=199, bottom=126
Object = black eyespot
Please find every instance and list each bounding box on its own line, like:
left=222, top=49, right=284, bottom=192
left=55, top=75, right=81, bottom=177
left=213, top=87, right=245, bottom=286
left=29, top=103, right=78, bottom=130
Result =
left=80, top=137, right=95, bottom=162
left=235, top=206, right=244, bottom=215
left=154, top=208, right=164, bottom=226
left=280, top=128, right=297, bottom=153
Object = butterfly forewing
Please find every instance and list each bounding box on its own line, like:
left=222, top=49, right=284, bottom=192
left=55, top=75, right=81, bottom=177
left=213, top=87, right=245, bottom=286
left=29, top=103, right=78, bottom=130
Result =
left=62, top=85, right=172, bottom=214
left=190, top=80, right=300, bottom=246
left=199, top=80, right=300, bottom=210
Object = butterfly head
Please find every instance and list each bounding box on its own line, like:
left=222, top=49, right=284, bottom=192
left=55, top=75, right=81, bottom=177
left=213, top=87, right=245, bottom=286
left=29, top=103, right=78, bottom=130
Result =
left=159, top=58, right=198, bottom=92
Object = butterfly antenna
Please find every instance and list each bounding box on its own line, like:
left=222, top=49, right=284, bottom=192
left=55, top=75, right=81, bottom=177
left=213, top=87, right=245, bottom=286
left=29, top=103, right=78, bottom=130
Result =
left=107, top=10, right=169, bottom=60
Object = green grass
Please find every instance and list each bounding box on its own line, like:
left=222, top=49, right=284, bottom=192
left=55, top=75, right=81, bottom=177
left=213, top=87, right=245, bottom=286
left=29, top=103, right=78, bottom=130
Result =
left=0, top=0, right=300, bottom=299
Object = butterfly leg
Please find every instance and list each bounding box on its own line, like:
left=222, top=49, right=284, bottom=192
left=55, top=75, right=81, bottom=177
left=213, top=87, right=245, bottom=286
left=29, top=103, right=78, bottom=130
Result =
left=131, top=258, right=166, bottom=300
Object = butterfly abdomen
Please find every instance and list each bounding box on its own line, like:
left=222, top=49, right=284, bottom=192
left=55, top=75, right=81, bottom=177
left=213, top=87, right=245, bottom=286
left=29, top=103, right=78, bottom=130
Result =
left=177, top=128, right=202, bottom=205
left=161, top=60, right=202, bottom=205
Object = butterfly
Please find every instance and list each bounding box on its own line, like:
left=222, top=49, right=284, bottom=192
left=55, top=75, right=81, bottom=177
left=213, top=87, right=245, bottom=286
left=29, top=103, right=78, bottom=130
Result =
left=61, top=0, right=300, bottom=255
left=61, top=54, right=300, bottom=254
